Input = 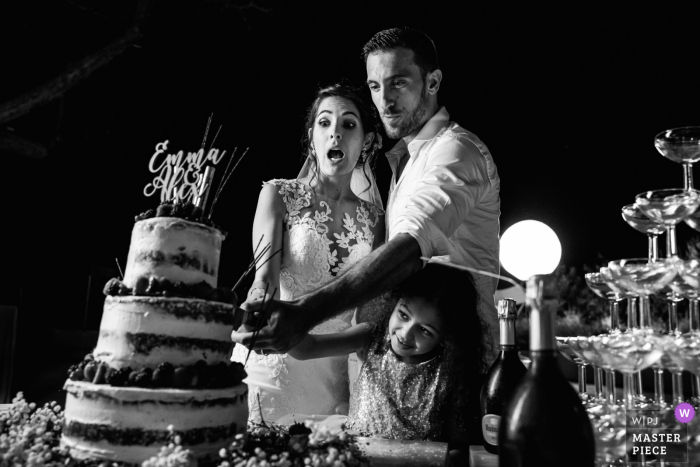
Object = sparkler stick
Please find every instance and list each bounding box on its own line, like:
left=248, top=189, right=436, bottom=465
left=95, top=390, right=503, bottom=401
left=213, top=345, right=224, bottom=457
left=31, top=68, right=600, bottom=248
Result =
left=193, top=166, right=216, bottom=209
left=250, top=234, right=265, bottom=266
left=208, top=124, right=223, bottom=152
left=232, top=243, right=271, bottom=292
left=250, top=247, right=283, bottom=274
left=232, top=246, right=283, bottom=295
left=213, top=149, right=237, bottom=204
left=208, top=147, right=250, bottom=218
left=419, top=257, right=526, bottom=313
left=256, top=392, right=267, bottom=428
left=201, top=113, right=213, bottom=150
left=115, top=258, right=124, bottom=280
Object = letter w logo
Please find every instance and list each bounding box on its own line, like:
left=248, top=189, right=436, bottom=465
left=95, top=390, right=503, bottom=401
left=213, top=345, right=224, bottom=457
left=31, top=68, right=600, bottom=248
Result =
left=680, top=408, right=691, bottom=418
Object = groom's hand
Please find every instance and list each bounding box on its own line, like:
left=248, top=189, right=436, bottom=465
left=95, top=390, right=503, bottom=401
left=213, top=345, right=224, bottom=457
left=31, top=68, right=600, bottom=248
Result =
left=231, top=297, right=310, bottom=354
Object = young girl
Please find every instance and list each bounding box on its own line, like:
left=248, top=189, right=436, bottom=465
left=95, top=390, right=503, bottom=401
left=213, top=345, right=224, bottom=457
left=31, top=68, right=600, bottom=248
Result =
left=288, top=263, right=487, bottom=456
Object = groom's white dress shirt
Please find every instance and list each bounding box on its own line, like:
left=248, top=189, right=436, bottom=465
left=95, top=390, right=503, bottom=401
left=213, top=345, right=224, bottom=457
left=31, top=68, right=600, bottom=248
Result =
left=385, top=107, right=501, bottom=359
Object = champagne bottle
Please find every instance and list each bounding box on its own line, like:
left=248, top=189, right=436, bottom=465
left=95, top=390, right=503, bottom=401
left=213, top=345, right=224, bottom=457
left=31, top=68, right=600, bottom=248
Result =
left=498, top=275, right=595, bottom=467
left=480, top=298, right=527, bottom=454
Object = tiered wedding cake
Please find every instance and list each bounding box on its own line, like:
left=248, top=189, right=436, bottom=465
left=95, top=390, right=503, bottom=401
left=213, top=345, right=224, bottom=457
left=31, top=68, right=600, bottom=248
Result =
left=61, top=209, right=248, bottom=464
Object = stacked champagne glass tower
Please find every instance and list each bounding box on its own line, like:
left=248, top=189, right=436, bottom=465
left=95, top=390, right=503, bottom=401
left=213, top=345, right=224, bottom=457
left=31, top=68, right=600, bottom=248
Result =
left=557, top=127, right=700, bottom=466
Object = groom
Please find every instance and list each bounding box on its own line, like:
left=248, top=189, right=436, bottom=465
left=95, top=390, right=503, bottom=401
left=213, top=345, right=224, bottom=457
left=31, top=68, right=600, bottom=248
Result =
left=233, top=27, right=501, bottom=361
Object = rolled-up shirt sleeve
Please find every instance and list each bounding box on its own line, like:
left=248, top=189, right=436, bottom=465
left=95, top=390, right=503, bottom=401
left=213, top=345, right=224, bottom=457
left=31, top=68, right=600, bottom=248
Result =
left=389, top=136, right=491, bottom=258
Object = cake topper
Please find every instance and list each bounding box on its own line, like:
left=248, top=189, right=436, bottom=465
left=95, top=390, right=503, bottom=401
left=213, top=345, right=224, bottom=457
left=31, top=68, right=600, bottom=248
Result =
left=143, top=139, right=227, bottom=204
left=142, top=115, right=250, bottom=219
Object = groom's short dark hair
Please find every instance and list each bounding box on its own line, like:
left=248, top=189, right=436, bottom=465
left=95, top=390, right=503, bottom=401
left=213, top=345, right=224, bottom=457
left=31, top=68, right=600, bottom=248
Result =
left=362, top=27, right=439, bottom=77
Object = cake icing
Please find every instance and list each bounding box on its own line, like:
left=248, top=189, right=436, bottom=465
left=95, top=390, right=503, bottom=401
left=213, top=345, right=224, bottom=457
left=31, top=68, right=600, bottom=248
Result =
left=123, top=217, right=225, bottom=289
left=63, top=381, right=247, bottom=464
left=62, top=213, right=247, bottom=464
left=94, top=296, right=234, bottom=370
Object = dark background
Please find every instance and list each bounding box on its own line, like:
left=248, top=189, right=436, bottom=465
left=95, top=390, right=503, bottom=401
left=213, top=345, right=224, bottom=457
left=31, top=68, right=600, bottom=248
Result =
left=2, top=1, right=700, bottom=402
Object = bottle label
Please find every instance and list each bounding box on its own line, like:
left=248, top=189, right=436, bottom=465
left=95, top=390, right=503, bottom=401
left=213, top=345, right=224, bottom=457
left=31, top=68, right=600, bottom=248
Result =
left=482, top=414, right=501, bottom=446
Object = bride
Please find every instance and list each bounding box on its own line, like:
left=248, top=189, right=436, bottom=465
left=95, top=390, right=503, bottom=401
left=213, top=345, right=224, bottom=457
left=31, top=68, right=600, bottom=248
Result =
left=231, top=83, right=385, bottom=423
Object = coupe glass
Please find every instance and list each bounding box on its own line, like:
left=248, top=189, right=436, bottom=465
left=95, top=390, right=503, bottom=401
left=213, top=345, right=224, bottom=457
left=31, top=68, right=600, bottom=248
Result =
left=590, top=405, right=627, bottom=467
left=585, top=272, right=622, bottom=333
left=556, top=336, right=589, bottom=401
left=607, top=258, right=679, bottom=327
left=664, top=333, right=700, bottom=406
left=621, top=204, right=665, bottom=262
left=578, top=336, right=612, bottom=405
left=608, top=258, right=679, bottom=409
left=600, top=267, right=638, bottom=331
left=669, top=259, right=700, bottom=402
left=684, top=209, right=700, bottom=232
left=655, top=126, right=700, bottom=190
left=600, top=266, right=644, bottom=400
left=594, top=330, right=664, bottom=410
left=656, top=337, right=688, bottom=406
left=671, top=259, right=700, bottom=330
left=635, top=188, right=700, bottom=257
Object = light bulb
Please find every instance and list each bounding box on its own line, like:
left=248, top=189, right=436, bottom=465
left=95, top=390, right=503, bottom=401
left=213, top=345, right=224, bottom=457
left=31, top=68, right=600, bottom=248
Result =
left=500, top=220, right=562, bottom=281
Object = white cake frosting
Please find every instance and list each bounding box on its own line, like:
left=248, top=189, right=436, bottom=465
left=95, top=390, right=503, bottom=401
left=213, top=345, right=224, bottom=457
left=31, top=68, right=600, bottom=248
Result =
left=123, top=217, right=225, bottom=289
left=62, top=215, right=247, bottom=464
left=63, top=381, right=247, bottom=464
left=94, top=296, right=234, bottom=370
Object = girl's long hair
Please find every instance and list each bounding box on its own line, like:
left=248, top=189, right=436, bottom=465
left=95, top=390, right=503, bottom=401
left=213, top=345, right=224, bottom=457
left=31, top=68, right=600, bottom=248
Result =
left=393, top=263, right=488, bottom=432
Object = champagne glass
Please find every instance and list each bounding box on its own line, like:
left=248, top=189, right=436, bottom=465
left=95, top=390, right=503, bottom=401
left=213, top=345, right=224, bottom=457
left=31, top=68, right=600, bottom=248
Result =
left=621, top=204, right=665, bottom=262
left=585, top=272, right=622, bottom=333
left=684, top=209, right=700, bottom=232
left=590, top=405, right=627, bottom=467
left=600, top=267, right=639, bottom=331
left=578, top=336, right=613, bottom=406
left=608, top=258, right=679, bottom=408
left=664, top=333, right=700, bottom=404
left=594, top=330, right=664, bottom=410
left=671, top=259, right=700, bottom=331
left=556, top=337, right=589, bottom=402
left=601, top=266, right=644, bottom=400
left=655, top=126, right=700, bottom=190
left=669, top=259, right=700, bottom=401
left=607, top=258, right=678, bottom=328
left=635, top=188, right=700, bottom=258
left=657, top=337, right=687, bottom=406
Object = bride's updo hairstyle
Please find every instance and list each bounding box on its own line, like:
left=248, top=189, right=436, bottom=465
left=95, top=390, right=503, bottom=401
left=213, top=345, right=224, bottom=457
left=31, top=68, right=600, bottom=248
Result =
left=301, top=82, right=383, bottom=192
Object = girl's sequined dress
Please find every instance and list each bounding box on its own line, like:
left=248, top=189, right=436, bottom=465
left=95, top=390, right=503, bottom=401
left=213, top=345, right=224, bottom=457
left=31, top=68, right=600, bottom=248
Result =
left=231, top=179, right=383, bottom=423
left=345, top=324, right=449, bottom=440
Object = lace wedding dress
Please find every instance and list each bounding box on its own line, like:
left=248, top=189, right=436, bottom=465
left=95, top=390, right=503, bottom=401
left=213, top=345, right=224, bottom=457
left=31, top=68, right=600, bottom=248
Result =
left=231, top=179, right=384, bottom=423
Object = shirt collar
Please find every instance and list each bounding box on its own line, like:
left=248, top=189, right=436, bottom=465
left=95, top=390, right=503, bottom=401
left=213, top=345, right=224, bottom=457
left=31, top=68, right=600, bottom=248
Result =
left=411, top=106, right=450, bottom=143
left=385, top=106, right=451, bottom=167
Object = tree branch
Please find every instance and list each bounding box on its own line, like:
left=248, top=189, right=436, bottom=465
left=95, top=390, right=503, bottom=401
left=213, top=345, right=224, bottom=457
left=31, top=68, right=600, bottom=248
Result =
left=0, top=0, right=156, bottom=126
left=230, top=1, right=272, bottom=14
left=0, top=131, right=48, bottom=159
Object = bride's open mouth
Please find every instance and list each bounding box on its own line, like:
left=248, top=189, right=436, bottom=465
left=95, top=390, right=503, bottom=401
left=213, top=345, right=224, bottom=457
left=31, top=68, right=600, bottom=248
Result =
left=327, top=148, right=345, bottom=162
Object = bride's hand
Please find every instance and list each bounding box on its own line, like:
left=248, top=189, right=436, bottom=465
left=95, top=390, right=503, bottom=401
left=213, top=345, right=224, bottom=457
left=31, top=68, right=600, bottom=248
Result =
left=244, top=288, right=275, bottom=307
left=231, top=297, right=310, bottom=353
left=235, top=293, right=275, bottom=332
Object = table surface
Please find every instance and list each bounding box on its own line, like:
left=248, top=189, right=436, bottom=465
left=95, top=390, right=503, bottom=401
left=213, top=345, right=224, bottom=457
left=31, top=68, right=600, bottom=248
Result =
left=469, top=446, right=498, bottom=467
left=356, top=437, right=448, bottom=467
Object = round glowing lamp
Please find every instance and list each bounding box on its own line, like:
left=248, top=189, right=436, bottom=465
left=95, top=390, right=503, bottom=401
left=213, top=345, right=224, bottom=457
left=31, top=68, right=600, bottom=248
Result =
left=500, top=220, right=562, bottom=281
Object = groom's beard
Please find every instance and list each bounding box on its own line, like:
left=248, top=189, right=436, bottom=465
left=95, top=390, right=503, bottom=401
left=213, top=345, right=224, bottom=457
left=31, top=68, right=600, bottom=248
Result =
left=381, top=81, right=430, bottom=140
